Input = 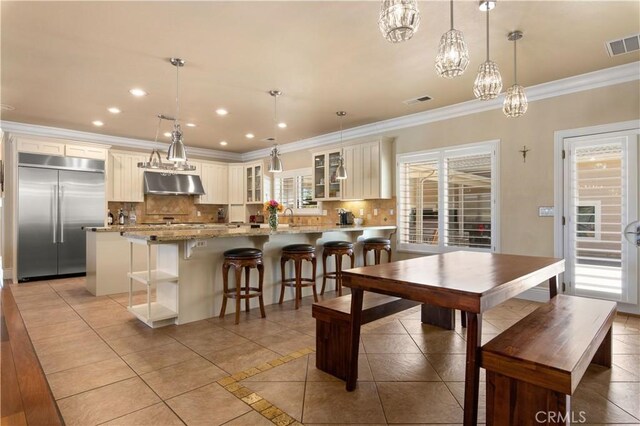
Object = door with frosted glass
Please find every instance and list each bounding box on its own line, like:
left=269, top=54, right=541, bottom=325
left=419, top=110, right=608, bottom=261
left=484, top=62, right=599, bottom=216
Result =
left=563, top=130, right=639, bottom=303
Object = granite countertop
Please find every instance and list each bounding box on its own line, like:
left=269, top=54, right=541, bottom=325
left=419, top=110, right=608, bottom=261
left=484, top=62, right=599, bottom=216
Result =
left=120, top=224, right=397, bottom=243
left=85, top=223, right=233, bottom=232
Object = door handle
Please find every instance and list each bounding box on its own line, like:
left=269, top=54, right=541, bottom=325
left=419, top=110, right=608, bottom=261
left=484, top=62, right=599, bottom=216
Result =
left=59, top=185, right=65, bottom=243
left=52, top=184, right=58, bottom=244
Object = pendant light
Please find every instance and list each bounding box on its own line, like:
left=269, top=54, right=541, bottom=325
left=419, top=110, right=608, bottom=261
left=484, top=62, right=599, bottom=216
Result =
left=378, top=0, right=421, bottom=43
left=138, top=114, right=195, bottom=171
left=335, top=111, right=348, bottom=180
left=435, top=0, right=469, bottom=79
left=268, top=90, right=283, bottom=173
left=503, top=31, right=528, bottom=118
left=166, top=58, right=191, bottom=163
left=473, top=1, right=502, bottom=100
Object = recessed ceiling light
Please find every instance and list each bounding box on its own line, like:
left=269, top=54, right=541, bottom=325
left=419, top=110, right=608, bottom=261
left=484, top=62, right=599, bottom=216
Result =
left=1, top=104, right=15, bottom=111
left=215, top=108, right=228, bottom=116
left=129, top=88, right=148, bottom=97
left=186, top=123, right=196, bottom=127
left=164, top=132, right=172, bottom=137
left=245, top=133, right=255, bottom=139
left=107, top=107, right=121, bottom=114
left=92, top=120, right=104, bottom=127
left=278, top=122, right=287, bottom=129
left=219, top=141, right=228, bottom=146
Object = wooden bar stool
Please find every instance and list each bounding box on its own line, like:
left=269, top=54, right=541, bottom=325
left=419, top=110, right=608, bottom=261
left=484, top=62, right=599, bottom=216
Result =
left=279, top=244, right=318, bottom=309
left=321, top=241, right=354, bottom=297
left=219, top=248, right=266, bottom=325
left=362, top=237, right=392, bottom=266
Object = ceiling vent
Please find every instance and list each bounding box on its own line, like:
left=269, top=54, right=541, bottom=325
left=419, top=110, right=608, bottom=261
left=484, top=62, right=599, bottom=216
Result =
left=261, top=137, right=275, bottom=142
left=403, top=95, right=432, bottom=106
left=606, top=34, right=640, bottom=57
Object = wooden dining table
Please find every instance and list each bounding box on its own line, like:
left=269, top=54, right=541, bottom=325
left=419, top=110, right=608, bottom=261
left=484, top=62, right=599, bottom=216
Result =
left=341, top=251, right=565, bottom=426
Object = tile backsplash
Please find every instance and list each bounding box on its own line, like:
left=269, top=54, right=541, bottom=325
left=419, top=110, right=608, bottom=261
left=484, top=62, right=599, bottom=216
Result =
left=108, top=195, right=225, bottom=224
left=108, top=196, right=396, bottom=226
left=279, top=198, right=397, bottom=227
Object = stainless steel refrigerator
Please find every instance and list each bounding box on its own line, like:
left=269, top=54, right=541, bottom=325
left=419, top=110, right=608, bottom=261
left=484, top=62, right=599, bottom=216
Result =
left=18, top=153, right=105, bottom=281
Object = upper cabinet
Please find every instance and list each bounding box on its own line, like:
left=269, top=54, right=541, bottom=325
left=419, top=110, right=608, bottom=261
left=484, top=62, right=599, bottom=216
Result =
left=17, top=138, right=108, bottom=160
left=228, top=164, right=245, bottom=205
left=65, top=144, right=107, bottom=160
left=340, top=138, right=393, bottom=200
left=195, top=161, right=229, bottom=205
left=245, top=161, right=267, bottom=204
left=312, top=149, right=343, bottom=201
left=109, top=151, right=146, bottom=202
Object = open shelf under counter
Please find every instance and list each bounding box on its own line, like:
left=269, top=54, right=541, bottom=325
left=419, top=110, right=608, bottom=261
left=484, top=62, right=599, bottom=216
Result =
left=128, top=302, right=178, bottom=328
left=127, top=270, right=178, bottom=286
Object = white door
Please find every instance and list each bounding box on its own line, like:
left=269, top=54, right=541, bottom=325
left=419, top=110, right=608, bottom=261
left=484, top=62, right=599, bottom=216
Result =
left=563, top=130, right=639, bottom=303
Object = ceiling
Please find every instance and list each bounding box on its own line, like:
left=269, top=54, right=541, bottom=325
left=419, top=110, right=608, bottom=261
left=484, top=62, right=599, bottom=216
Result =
left=1, top=1, right=638, bottom=153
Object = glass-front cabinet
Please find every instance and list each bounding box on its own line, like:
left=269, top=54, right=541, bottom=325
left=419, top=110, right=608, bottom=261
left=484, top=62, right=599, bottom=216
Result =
left=245, top=161, right=265, bottom=204
left=312, top=149, right=342, bottom=200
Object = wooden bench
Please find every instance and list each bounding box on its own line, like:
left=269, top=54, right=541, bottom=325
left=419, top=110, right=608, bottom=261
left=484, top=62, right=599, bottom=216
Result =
left=312, top=293, right=419, bottom=380
left=481, top=295, right=616, bottom=426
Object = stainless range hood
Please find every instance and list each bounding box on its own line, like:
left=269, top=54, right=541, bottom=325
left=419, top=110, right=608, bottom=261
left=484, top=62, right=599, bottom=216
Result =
left=143, top=171, right=205, bottom=195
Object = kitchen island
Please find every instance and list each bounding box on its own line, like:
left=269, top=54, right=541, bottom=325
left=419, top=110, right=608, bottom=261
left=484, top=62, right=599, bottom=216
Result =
left=110, top=224, right=396, bottom=327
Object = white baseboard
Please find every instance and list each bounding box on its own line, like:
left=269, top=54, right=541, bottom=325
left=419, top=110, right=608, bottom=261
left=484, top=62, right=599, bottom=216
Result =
left=2, top=268, right=13, bottom=283
left=516, top=286, right=552, bottom=303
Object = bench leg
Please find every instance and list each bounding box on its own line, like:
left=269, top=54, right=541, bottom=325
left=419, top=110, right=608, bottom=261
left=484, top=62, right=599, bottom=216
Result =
left=592, top=327, right=612, bottom=368
left=463, top=312, right=482, bottom=426
left=346, top=286, right=364, bottom=392
left=421, top=304, right=455, bottom=330
left=549, top=275, right=558, bottom=298
left=486, top=371, right=570, bottom=426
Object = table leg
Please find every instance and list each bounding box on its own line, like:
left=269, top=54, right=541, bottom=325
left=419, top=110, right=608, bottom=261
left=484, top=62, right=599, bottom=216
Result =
left=463, top=312, right=482, bottom=426
left=346, top=287, right=364, bottom=392
left=549, top=275, right=558, bottom=298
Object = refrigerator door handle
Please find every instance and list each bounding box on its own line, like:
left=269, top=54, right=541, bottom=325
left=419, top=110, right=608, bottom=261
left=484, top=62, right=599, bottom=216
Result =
left=59, top=185, right=65, bottom=244
left=52, top=184, right=58, bottom=244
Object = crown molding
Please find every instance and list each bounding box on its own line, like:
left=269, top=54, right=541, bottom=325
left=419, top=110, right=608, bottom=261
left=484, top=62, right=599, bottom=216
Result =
left=0, top=120, right=243, bottom=162
left=242, top=61, right=640, bottom=161
left=2, top=62, right=637, bottom=164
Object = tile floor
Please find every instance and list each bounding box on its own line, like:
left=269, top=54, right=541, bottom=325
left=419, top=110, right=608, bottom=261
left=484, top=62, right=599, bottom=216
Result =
left=8, top=277, right=640, bottom=425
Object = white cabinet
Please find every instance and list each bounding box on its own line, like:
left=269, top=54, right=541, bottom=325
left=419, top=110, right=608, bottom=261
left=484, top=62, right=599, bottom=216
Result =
left=195, top=162, right=229, bottom=205
left=17, top=138, right=108, bottom=160
left=109, top=151, right=146, bottom=202
left=228, top=164, right=245, bottom=205
left=17, top=139, right=65, bottom=156
left=65, top=144, right=107, bottom=160
left=245, top=161, right=267, bottom=204
left=312, top=149, right=343, bottom=201
left=341, top=139, right=392, bottom=200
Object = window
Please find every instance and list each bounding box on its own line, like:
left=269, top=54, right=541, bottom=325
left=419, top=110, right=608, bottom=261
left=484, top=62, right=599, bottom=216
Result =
left=273, top=168, right=322, bottom=215
left=397, top=141, right=499, bottom=253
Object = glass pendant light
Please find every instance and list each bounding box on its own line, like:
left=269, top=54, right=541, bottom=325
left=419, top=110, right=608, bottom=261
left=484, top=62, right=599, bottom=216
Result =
left=435, top=0, right=469, bottom=79
left=503, top=31, right=528, bottom=118
left=268, top=90, right=283, bottom=173
left=378, top=0, right=421, bottom=43
left=335, top=111, right=347, bottom=180
left=473, top=2, right=502, bottom=100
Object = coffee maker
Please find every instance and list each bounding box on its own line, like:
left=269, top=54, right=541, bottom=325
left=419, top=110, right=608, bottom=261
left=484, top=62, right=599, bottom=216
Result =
left=338, top=209, right=355, bottom=225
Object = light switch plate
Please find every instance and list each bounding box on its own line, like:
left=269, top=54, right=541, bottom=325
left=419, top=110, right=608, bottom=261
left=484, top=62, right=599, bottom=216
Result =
left=359, top=209, right=364, bottom=216
left=374, top=209, right=379, bottom=216
left=539, top=206, right=554, bottom=217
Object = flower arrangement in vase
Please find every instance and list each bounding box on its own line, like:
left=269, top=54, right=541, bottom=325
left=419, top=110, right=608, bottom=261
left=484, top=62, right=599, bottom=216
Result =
left=264, top=199, right=284, bottom=231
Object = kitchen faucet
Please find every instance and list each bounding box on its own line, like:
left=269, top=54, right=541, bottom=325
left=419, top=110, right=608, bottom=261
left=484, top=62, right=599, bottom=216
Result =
left=283, top=208, right=294, bottom=224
